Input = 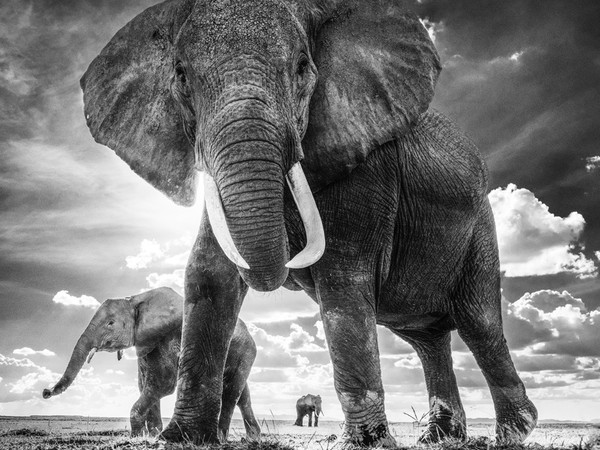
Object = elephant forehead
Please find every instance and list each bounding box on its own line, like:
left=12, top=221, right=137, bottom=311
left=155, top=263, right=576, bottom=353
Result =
left=182, top=0, right=300, bottom=63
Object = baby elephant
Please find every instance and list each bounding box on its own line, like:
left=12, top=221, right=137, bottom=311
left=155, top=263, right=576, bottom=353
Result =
left=43, top=287, right=260, bottom=439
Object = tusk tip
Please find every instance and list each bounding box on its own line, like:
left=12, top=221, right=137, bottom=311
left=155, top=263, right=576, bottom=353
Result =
left=285, top=247, right=325, bottom=269
left=237, top=259, right=250, bottom=270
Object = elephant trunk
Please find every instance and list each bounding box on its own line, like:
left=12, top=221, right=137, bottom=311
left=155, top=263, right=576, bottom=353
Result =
left=43, top=330, right=95, bottom=399
left=214, top=149, right=289, bottom=291
left=203, top=95, right=324, bottom=288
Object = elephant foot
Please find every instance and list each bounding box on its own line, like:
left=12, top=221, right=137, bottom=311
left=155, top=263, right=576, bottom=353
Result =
left=418, top=423, right=466, bottom=444
left=495, top=397, right=538, bottom=444
left=417, top=404, right=466, bottom=443
left=337, top=423, right=396, bottom=448
left=160, top=418, right=220, bottom=444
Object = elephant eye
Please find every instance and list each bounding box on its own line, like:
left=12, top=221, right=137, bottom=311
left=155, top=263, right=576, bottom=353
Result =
left=107, top=320, right=114, bottom=326
left=297, top=56, right=309, bottom=77
left=175, top=61, right=187, bottom=85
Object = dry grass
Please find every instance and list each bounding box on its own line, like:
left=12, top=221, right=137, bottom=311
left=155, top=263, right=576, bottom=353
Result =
left=0, top=429, right=599, bottom=450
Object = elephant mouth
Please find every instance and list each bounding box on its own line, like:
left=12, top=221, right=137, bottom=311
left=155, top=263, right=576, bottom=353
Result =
left=86, top=346, right=125, bottom=364
left=204, top=161, right=325, bottom=271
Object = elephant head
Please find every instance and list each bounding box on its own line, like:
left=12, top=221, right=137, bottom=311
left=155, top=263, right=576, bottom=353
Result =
left=42, top=287, right=182, bottom=399
left=308, top=394, right=322, bottom=416
left=81, top=0, right=440, bottom=291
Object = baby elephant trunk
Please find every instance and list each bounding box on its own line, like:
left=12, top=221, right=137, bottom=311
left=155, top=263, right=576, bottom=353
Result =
left=42, top=332, right=94, bottom=398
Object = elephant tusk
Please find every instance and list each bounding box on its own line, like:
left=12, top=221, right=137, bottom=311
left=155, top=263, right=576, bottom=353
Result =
left=86, top=347, right=97, bottom=364
left=117, top=350, right=123, bottom=361
left=204, top=174, right=250, bottom=269
left=285, top=162, right=325, bottom=269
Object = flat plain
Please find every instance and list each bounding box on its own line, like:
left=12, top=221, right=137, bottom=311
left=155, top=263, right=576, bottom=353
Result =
left=0, top=416, right=598, bottom=450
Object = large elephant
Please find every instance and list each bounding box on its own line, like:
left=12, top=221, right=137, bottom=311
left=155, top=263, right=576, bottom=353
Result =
left=294, top=394, right=322, bottom=427
left=42, top=287, right=260, bottom=440
left=79, top=0, right=537, bottom=446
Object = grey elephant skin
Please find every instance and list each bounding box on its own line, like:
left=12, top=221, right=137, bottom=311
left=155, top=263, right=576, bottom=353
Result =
left=294, top=394, right=322, bottom=427
left=42, top=287, right=260, bottom=440
left=79, top=0, right=537, bottom=446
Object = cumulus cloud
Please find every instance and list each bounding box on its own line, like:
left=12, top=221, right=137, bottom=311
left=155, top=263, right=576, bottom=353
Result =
left=13, top=348, right=55, bottom=357
left=146, top=269, right=184, bottom=293
left=505, top=289, right=600, bottom=357
left=126, top=235, right=194, bottom=271
left=52, top=290, right=99, bottom=308
left=0, top=353, right=57, bottom=402
left=241, top=289, right=319, bottom=322
left=248, top=323, right=325, bottom=370
left=125, top=239, right=163, bottom=269
left=489, top=184, right=596, bottom=278
left=314, top=320, right=325, bottom=341
left=585, top=156, right=600, bottom=172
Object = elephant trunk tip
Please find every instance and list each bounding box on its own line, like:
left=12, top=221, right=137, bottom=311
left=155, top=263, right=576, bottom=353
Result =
left=42, top=388, right=53, bottom=399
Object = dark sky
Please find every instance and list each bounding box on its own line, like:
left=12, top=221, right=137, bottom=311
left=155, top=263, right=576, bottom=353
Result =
left=0, top=0, right=599, bottom=422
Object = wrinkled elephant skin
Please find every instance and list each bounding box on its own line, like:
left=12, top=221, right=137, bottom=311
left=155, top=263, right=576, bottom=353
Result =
left=79, top=0, right=537, bottom=446
left=42, top=287, right=260, bottom=440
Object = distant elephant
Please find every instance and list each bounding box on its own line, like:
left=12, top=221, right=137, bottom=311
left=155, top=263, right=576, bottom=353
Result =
left=79, top=0, right=537, bottom=446
left=294, top=394, right=322, bottom=427
left=42, top=287, right=260, bottom=440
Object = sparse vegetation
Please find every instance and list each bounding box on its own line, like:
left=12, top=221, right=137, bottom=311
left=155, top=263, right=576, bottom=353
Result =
left=0, top=418, right=598, bottom=450
left=1, top=431, right=599, bottom=450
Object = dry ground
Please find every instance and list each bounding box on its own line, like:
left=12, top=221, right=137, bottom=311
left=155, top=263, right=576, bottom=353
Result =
left=0, top=417, right=598, bottom=450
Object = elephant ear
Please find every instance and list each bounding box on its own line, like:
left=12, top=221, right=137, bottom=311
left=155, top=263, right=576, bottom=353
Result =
left=301, top=0, right=441, bottom=190
left=80, top=0, right=197, bottom=206
left=131, top=287, right=183, bottom=357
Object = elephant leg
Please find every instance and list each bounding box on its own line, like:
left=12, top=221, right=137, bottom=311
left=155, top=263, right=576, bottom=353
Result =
left=308, top=411, right=313, bottom=427
left=294, top=409, right=303, bottom=426
left=320, top=294, right=395, bottom=447
left=392, top=327, right=466, bottom=442
left=161, top=216, right=248, bottom=444
left=236, top=383, right=260, bottom=440
left=453, top=205, right=537, bottom=444
left=130, top=391, right=158, bottom=436
left=146, top=401, right=163, bottom=435
left=218, top=367, right=249, bottom=440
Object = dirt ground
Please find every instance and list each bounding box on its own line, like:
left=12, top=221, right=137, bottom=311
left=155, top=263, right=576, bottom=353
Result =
left=0, top=417, right=598, bottom=450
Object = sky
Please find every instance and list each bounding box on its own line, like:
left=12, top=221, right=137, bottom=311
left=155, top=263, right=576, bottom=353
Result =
left=0, top=0, right=599, bottom=425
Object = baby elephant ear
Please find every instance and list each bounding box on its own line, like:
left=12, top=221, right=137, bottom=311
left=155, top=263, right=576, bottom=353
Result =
left=132, top=287, right=183, bottom=356
left=302, top=1, right=441, bottom=190
left=81, top=0, right=196, bottom=206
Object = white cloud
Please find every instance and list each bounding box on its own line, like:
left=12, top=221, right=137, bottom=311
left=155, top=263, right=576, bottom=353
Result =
left=146, top=269, right=185, bottom=293
left=419, top=18, right=442, bottom=43
left=119, top=348, right=138, bottom=361
left=0, top=354, right=37, bottom=369
left=585, top=156, right=600, bottom=172
left=248, top=323, right=323, bottom=370
left=314, top=320, right=325, bottom=341
left=52, top=290, right=99, bottom=308
left=13, top=348, right=55, bottom=357
left=241, top=289, right=319, bottom=322
left=0, top=353, right=58, bottom=402
left=509, top=50, right=525, bottom=62
left=125, top=239, right=163, bottom=269
left=126, top=235, right=193, bottom=270
left=489, top=184, right=596, bottom=278
left=506, top=289, right=600, bottom=357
